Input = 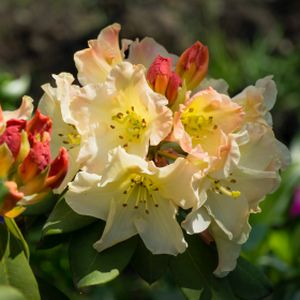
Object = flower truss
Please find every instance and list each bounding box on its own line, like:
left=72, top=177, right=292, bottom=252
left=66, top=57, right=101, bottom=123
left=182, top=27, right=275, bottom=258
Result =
left=0, top=98, right=68, bottom=218
left=0, top=23, right=290, bottom=279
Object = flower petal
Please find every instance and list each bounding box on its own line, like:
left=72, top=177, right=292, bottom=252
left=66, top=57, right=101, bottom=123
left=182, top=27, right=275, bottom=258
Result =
left=210, top=221, right=242, bottom=278
left=134, top=198, right=187, bottom=255
left=93, top=199, right=137, bottom=252
left=127, top=37, right=178, bottom=69
left=3, top=96, right=33, bottom=121
left=65, top=171, right=109, bottom=220
left=74, top=23, right=123, bottom=85
left=182, top=206, right=211, bottom=235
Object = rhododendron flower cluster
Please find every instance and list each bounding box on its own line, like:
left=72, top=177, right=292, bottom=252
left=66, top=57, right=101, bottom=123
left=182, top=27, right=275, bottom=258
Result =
left=5, top=23, right=289, bottom=278
left=0, top=98, right=68, bottom=218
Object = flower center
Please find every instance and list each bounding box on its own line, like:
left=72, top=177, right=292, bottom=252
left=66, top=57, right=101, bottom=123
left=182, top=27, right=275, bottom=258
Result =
left=122, top=174, right=159, bottom=214
left=209, top=175, right=240, bottom=199
left=111, top=106, right=147, bottom=146
left=181, top=107, right=218, bottom=140
left=59, top=124, right=81, bottom=150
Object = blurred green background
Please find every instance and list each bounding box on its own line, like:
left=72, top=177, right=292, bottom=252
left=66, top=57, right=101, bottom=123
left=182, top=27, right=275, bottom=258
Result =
left=0, top=0, right=300, bottom=299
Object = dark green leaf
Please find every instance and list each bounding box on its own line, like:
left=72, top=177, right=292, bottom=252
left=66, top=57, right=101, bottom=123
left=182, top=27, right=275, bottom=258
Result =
left=0, top=285, right=26, bottom=300
left=181, top=287, right=202, bottom=300
left=4, top=218, right=29, bottom=259
left=169, top=234, right=216, bottom=290
left=36, top=277, right=68, bottom=300
left=169, top=234, right=237, bottom=300
left=228, top=257, right=273, bottom=300
left=131, top=239, right=170, bottom=284
left=23, top=191, right=58, bottom=216
left=0, top=223, right=40, bottom=300
left=69, top=221, right=138, bottom=289
left=42, top=198, right=96, bottom=236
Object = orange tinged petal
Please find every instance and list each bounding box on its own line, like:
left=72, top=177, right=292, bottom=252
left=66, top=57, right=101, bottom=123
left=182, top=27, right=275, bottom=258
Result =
left=46, top=147, right=69, bottom=189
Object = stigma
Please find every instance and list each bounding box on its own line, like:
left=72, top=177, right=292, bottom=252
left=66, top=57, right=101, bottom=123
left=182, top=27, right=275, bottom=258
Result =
left=209, top=176, right=241, bottom=199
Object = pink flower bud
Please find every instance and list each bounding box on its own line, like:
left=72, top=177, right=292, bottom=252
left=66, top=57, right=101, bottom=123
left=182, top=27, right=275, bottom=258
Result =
left=147, top=55, right=172, bottom=94
left=176, top=41, right=209, bottom=90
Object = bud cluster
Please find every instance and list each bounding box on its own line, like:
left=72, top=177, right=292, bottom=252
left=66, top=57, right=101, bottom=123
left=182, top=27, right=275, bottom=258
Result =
left=0, top=106, right=68, bottom=218
left=146, top=41, right=209, bottom=105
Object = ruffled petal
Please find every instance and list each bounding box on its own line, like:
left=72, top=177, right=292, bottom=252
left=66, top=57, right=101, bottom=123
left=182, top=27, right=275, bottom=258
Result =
left=3, top=96, right=33, bottom=121
left=74, top=23, right=123, bottom=85
left=127, top=37, right=178, bottom=69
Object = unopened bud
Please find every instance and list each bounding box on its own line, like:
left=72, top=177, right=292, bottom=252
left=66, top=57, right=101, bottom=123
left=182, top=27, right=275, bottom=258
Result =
left=27, top=109, right=52, bottom=136
left=18, top=138, right=51, bottom=184
left=0, top=119, right=26, bottom=158
left=147, top=55, right=172, bottom=94
left=166, top=73, right=182, bottom=105
left=46, top=148, right=69, bottom=189
left=176, top=41, right=209, bottom=90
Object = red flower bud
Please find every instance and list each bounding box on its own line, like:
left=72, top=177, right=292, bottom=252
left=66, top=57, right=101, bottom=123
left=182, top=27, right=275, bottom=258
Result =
left=176, top=41, right=209, bottom=90
left=166, top=72, right=182, bottom=105
left=27, top=109, right=52, bottom=136
left=0, top=119, right=26, bottom=158
left=19, top=137, right=51, bottom=183
left=147, top=55, right=172, bottom=94
left=46, top=147, right=69, bottom=189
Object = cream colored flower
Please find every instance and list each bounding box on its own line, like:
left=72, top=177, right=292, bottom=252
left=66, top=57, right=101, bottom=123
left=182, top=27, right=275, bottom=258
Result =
left=171, top=88, right=244, bottom=173
left=183, top=123, right=290, bottom=277
left=38, top=73, right=94, bottom=192
left=75, top=62, right=173, bottom=174
left=66, top=147, right=198, bottom=255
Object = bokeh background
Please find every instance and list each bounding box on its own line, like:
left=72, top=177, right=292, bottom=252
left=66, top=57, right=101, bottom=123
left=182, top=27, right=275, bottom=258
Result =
left=0, top=0, right=300, bottom=299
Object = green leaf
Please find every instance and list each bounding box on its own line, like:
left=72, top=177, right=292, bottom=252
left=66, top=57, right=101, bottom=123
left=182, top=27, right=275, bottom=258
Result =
left=131, top=239, right=170, bottom=284
left=4, top=218, right=29, bottom=259
left=181, top=287, right=202, bottom=300
left=42, top=198, right=96, bottom=236
left=169, top=234, right=237, bottom=300
left=36, top=277, right=68, bottom=300
left=0, top=224, right=40, bottom=300
left=0, top=285, right=26, bottom=300
left=0, top=180, right=9, bottom=206
left=69, top=221, right=138, bottom=289
left=228, top=257, right=273, bottom=300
